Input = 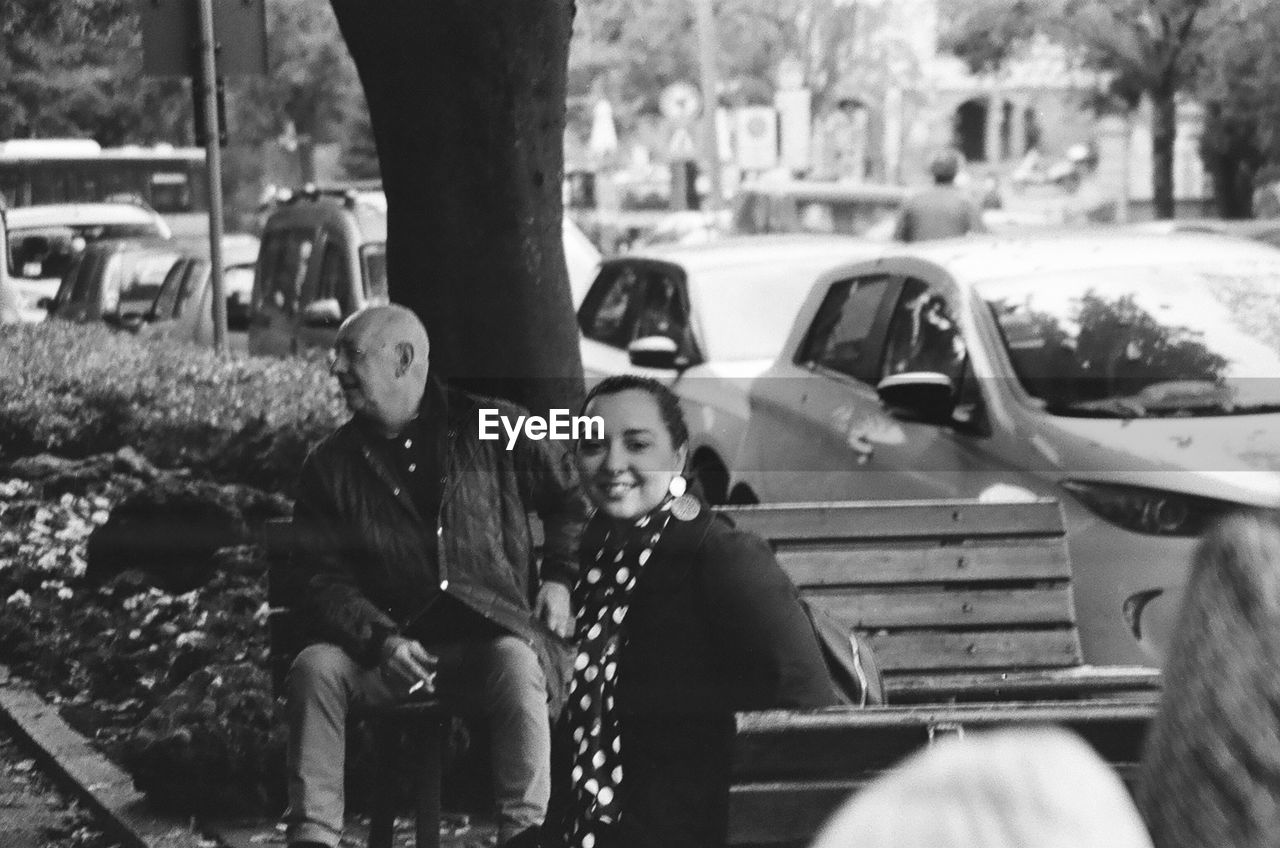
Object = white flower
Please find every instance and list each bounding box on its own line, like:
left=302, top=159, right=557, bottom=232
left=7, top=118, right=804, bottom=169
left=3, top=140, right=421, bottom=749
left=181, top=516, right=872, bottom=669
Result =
left=57, top=587, right=73, bottom=600
left=6, top=590, right=31, bottom=608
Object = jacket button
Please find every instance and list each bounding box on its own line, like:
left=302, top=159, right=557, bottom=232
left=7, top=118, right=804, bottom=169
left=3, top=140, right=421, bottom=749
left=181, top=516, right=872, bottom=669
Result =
left=440, top=579, right=449, bottom=590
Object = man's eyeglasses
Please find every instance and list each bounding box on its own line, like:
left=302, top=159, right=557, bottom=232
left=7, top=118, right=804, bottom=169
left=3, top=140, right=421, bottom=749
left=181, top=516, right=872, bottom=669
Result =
left=327, top=342, right=381, bottom=367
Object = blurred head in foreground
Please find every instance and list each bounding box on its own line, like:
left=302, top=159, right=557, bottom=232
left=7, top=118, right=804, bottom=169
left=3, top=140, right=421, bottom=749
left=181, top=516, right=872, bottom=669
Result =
left=810, top=726, right=1152, bottom=848
left=1137, top=512, right=1280, bottom=848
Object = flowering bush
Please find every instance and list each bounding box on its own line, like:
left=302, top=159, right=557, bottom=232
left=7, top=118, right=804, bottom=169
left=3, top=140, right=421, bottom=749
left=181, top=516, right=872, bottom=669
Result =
left=0, top=322, right=346, bottom=492
left=0, top=468, right=282, bottom=814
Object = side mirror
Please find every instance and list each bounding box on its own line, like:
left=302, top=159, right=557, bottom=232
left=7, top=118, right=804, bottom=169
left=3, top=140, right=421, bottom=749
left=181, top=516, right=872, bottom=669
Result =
left=876, top=371, right=957, bottom=424
left=628, top=335, right=681, bottom=370
left=302, top=298, right=343, bottom=328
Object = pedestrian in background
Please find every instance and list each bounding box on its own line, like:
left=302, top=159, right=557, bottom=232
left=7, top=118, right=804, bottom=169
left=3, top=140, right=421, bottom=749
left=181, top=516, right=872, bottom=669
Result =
left=1136, top=512, right=1280, bottom=848
left=810, top=727, right=1153, bottom=848
left=892, top=148, right=987, bottom=242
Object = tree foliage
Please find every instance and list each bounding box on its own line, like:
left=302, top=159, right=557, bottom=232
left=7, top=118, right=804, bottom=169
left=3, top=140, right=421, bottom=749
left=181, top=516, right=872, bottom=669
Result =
left=939, top=0, right=1265, bottom=217
left=0, top=0, right=187, bottom=143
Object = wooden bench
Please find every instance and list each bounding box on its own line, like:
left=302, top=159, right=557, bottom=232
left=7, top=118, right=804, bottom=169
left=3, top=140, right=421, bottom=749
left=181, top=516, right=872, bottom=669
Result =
left=262, top=518, right=447, bottom=848
left=719, top=498, right=1162, bottom=847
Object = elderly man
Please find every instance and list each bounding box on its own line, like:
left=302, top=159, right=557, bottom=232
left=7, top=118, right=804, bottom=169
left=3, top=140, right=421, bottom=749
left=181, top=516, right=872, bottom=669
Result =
left=285, top=304, right=585, bottom=848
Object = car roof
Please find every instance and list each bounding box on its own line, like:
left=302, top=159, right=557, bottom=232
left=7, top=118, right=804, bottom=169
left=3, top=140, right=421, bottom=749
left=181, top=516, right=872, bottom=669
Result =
left=5, top=203, right=164, bottom=228
left=77, top=237, right=183, bottom=256
left=610, top=234, right=886, bottom=277
left=866, top=231, right=1280, bottom=286
left=262, top=195, right=387, bottom=243
left=172, top=233, right=261, bottom=267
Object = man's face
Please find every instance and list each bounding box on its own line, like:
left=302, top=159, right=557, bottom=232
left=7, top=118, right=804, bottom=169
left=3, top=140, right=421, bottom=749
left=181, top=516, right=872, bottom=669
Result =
left=329, top=317, right=407, bottom=425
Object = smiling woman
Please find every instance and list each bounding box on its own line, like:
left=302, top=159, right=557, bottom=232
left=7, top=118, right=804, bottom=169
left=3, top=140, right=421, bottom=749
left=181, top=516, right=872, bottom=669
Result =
left=558, top=374, right=839, bottom=848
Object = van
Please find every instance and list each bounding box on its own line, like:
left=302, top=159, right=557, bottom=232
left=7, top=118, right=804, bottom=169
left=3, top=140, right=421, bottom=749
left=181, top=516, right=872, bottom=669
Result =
left=248, top=187, right=601, bottom=357
left=247, top=190, right=388, bottom=357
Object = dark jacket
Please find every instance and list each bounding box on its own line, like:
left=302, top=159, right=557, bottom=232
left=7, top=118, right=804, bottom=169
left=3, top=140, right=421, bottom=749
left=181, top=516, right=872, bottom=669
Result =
left=291, top=379, right=588, bottom=710
left=591, top=505, right=838, bottom=848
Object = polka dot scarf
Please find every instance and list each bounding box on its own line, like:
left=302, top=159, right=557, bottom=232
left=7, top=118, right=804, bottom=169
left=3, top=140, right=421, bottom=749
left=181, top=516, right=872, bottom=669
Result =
left=564, top=504, right=674, bottom=848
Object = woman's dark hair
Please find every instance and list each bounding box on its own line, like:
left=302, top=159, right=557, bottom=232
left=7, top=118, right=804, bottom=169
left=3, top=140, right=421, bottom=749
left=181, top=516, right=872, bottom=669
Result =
left=580, top=374, right=689, bottom=449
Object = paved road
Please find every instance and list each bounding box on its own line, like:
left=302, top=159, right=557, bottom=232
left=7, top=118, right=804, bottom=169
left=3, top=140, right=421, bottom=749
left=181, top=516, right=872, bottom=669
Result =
left=0, top=725, right=118, bottom=848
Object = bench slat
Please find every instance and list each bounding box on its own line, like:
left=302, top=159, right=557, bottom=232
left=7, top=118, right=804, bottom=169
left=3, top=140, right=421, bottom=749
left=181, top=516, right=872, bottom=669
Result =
left=774, top=539, right=1071, bottom=585
left=869, top=628, right=1083, bottom=671
left=885, top=666, right=1162, bottom=702
left=724, top=499, right=1066, bottom=541
left=731, top=701, right=1155, bottom=781
left=805, top=585, right=1076, bottom=628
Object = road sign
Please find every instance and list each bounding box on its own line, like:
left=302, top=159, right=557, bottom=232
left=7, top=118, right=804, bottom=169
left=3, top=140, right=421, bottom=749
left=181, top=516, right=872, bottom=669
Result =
left=668, top=126, right=697, bottom=161
left=660, top=82, right=702, bottom=123
left=735, top=106, right=779, bottom=171
left=141, top=0, right=267, bottom=77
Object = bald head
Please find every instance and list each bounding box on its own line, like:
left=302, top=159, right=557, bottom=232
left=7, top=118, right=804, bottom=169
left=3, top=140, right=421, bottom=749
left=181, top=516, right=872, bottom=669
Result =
left=331, top=305, right=431, bottom=434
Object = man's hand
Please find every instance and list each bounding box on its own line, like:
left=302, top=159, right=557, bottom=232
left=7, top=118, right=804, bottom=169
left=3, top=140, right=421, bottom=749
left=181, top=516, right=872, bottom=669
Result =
left=535, top=582, right=572, bottom=639
left=380, top=635, right=438, bottom=695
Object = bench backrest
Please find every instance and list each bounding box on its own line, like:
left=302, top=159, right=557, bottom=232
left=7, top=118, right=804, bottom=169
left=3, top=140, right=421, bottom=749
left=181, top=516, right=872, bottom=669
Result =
left=727, top=700, right=1155, bottom=847
left=719, top=498, right=1083, bottom=701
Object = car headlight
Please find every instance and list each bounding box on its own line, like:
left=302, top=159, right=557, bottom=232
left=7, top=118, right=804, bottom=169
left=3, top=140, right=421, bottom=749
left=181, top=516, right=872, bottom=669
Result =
left=1060, top=480, right=1237, bottom=537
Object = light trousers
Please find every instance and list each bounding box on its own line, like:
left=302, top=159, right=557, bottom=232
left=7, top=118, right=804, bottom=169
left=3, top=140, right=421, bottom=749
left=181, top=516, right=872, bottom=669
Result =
left=284, top=637, right=551, bottom=847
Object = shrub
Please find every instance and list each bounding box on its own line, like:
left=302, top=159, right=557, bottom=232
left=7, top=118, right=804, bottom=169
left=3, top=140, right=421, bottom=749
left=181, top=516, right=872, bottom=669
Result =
left=0, top=322, right=346, bottom=492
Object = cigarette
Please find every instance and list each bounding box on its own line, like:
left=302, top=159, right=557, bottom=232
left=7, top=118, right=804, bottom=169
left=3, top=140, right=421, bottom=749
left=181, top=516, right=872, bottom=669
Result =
left=408, top=679, right=426, bottom=694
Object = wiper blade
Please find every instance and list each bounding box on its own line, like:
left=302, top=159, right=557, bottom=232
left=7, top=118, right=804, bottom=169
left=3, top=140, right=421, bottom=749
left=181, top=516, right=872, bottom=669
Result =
left=1046, top=397, right=1146, bottom=419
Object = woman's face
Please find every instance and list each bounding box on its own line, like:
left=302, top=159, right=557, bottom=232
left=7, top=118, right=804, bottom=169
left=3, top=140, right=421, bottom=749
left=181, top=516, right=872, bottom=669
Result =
left=578, top=388, right=688, bottom=521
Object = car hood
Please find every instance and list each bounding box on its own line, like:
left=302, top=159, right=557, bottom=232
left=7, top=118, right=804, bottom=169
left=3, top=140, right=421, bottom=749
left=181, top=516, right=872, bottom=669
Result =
left=1031, top=412, right=1280, bottom=505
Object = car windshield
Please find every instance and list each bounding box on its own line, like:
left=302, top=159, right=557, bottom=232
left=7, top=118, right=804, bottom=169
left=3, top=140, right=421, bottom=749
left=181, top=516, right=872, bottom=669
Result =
left=690, top=263, right=831, bottom=361
left=8, top=224, right=163, bottom=279
left=977, top=263, right=1280, bottom=418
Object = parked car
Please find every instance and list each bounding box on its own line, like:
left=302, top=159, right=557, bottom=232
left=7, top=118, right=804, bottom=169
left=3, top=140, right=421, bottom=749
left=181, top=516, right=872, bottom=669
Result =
left=0, top=209, right=19, bottom=324
left=730, top=179, right=907, bottom=240
left=718, top=232, right=1280, bottom=667
left=250, top=187, right=601, bottom=356
left=5, top=202, right=171, bottom=321
left=45, top=238, right=184, bottom=329
left=139, top=234, right=261, bottom=349
left=576, top=235, right=885, bottom=502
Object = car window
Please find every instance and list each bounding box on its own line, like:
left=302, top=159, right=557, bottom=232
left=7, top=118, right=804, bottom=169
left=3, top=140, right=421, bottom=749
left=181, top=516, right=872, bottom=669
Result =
left=151, top=259, right=190, bottom=319
left=882, top=278, right=967, bottom=388
left=799, top=275, right=894, bottom=383
left=360, top=243, right=388, bottom=299
left=634, top=269, right=698, bottom=361
left=258, top=229, right=314, bottom=315
left=118, top=251, right=182, bottom=312
left=316, top=243, right=354, bottom=314
left=580, top=265, right=644, bottom=348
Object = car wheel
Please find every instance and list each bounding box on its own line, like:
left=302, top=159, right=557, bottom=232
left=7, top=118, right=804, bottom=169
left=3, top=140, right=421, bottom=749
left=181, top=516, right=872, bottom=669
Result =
left=690, top=451, right=730, bottom=506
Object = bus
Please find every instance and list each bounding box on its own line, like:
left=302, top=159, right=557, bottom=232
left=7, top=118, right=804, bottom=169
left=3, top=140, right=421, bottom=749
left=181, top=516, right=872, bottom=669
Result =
left=0, top=139, right=210, bottom=238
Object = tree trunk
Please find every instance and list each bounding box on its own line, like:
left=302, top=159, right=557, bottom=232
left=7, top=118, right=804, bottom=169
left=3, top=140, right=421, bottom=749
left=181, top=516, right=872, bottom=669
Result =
left=1150, top=88, right=1177, bottom=220
left=330, top=0, right=583, bottom=419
